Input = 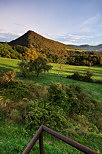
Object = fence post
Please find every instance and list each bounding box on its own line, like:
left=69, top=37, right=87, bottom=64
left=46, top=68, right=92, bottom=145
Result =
left=39, top=131, right=45, bottom=154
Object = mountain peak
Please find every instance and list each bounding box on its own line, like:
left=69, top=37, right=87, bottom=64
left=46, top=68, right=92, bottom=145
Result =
left=26, top=30, right=36, bottom=34
left=9, top=30, right=77, bottom=54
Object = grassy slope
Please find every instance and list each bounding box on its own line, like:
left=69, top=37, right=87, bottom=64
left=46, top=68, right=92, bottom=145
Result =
left=0, top=57, right=102, bottom=153
left=0, top=121, right=102, bottom=154
left=0, top=57, right=102, bottom=101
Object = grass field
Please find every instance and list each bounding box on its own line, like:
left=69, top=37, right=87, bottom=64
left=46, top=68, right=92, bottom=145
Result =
left=0, top=57, right=102, bottom=101
left=0, top=121, right=102, bottom=154
left=0, top=57, right=102, bottom=80
left=0, top=57, right=102, bottom=153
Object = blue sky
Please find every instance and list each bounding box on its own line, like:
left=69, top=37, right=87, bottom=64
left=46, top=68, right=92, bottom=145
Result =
left=0, top=0, right=102, bottom=45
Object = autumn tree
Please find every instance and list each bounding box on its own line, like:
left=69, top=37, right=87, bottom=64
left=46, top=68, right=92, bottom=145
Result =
left=23, top=50, right=40, bottom=60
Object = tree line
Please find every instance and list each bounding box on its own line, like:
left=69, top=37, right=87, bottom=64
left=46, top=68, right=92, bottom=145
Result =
left=0, top=43, right=102, bottom=66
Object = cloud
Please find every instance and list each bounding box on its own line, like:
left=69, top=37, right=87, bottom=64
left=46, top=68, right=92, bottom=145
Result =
left=45, top=32, right=102, bottom=45
left=0, top=32, right=21, bottom=42
left=61, top=40, right=87, bottom=45
left=79, top=13, right=101, bottom=33
left=46, top=33, right=94, bottom=41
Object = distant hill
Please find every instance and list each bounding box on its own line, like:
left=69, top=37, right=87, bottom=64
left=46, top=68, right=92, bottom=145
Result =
left=9, top=30, right=77, bottom=55
left=70, top=44, right=102, bottom=51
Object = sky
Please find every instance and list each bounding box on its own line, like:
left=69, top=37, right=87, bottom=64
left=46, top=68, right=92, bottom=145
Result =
left=0, top=0, right=102, bottom=45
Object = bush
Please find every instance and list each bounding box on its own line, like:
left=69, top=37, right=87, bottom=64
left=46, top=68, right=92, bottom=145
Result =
left=48, top=83, right=67, bottom=107
left=65, top=84, right=96, bottom=116
left=0, top=81, right=101, bottom=133
left=71, top=71, right=81, bottom=80
left=9, top=99, right=68, bottom=130
left=48, top=83, right=99, bottom=117
left=85, top=70, right=94, bottom=82
left=0, top=97, right=13, bottom=120
left=87, top=99, right=102, bottom=132
left=86, top=70, right=93, bottom=78
left=0, top=71, right=17, bottom=84
left=18, top=60, right=30, bottom=78
left=0, top=81, right=48, bottom=101
left=67, top=70, right=94, bottom=82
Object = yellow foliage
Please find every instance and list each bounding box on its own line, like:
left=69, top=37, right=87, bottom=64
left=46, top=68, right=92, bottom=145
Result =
left=0, top=71, right=16, bottom=83
left=24, top=50, right=41, bottom=60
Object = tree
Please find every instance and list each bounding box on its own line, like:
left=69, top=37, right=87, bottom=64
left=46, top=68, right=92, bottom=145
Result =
left=18, top=60, right=30, bottom=77
left=18, top=57, right=52, bottom=77
left=23, top=50, right=40, bottom=60
left=29, top=57, right=52, bottom=77
left=57, top=56, right=67, bottom=75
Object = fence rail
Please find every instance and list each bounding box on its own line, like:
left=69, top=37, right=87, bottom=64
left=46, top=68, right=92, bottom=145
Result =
left=22, top=125, right=99, bottom=154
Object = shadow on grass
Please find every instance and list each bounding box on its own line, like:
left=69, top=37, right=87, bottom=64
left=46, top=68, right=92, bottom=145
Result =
left=0, top=66, right=13, bottom=72
left=0, top=63, right=18, bottom=70
left=18, top=72, right=68, bottom=85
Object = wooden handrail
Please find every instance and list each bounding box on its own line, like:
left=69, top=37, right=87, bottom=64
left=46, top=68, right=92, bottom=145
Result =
left=22, top=125, right=99, bottom=154
left=22, top=125, right=43, bottom=154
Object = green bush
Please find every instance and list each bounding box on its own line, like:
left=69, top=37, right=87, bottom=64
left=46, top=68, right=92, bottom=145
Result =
left=0, top=80, right=101, bottom=133
left=72, top=71, right=81, bottom=80
left=65, top=84, right=96, bottom=116
left=48, top=83, right=99, bottom=117
left=85, top=70, right=94, bottom=82
left=18, top=60, right=30, bottom=78
left=67, top=70, right=94, bottom=82
left=48, top=83, right=67, bottom=107
left=87, top=99, right=102, bottom=132
left=86, top=70, right=93, bottom=78
left=0, top=80, right=47, bottom=101
left=10, top=99, right=68, bottom=130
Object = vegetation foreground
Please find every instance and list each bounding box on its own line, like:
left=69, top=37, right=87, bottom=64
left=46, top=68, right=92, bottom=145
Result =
left=0, top=57, right=102, bottom=153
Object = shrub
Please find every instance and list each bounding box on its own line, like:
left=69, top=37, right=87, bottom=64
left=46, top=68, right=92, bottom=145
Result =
left=10, top=109, right=22, bottom=123
left=48, top=83, right=97, bottom=116
left=0, top=96, right=7, bottom=120
left=85, top=70, right=94, bottom=80
left=0, top=97, right=13, bottom=120
left=0, top=71, right=17, bottom=84
left=0, top=81, right=48, bottom=101
left=67, top=70, right=94, bottom=83
left=24, top=99, right=68, bottom=130
left=0, top=81, right=101, bottom=133
left=48, top=83, right=67, bottom=107
left=18, top=60, right=30, bottom=78
left=87, top=100, right=102, bottom=132
left=86, top=70, right=93, bottom=77
left=8, top=99, right=68, bottom=130
left=71, top=71, right=81, bottom=80
left=64, top=84, right=97, bottom=116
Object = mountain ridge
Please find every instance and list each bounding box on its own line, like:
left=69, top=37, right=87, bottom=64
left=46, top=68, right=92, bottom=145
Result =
left=9, top=30, right=78, bottom=55
left=69, top=44, right=102, bottom=51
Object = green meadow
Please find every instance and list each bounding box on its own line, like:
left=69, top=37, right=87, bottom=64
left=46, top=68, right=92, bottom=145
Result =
left=0, top=57, right=102, bottom=80
left=0, top=57, right=102, bottom=101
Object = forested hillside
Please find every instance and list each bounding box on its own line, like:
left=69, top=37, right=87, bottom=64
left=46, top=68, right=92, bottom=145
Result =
left=9, top=30, right=77, bottom=55
left=0, top=30, right=102, bottom=66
